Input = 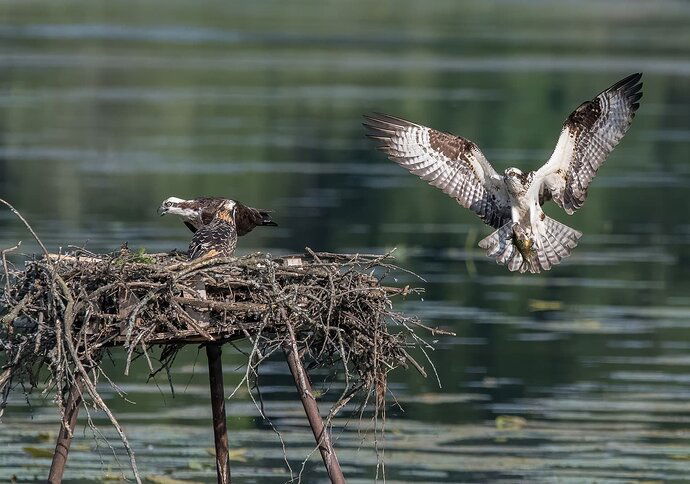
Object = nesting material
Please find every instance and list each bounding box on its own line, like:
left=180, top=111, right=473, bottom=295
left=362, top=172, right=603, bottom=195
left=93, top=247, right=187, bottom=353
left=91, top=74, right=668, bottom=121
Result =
left=0, top=246, right=442, bottom=475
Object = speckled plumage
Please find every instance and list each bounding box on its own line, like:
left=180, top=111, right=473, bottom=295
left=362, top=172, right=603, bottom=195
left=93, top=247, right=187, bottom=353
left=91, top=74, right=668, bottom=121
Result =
left=188, top=218, right=238, bottom=260
left=364, top=73, right=643, bottom=273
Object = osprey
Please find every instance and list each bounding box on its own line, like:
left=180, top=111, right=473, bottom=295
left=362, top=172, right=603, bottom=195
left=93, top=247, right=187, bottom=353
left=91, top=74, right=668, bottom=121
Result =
left=188, top=217, right=237, bottom=260
left=157, top=197, right=276, bottom=236
left=364, top=73, right=643, bottom=273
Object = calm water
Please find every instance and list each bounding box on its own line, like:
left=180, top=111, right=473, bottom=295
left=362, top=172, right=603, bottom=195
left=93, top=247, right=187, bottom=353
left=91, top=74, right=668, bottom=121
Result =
left=1, top=1, right=690, bottom=482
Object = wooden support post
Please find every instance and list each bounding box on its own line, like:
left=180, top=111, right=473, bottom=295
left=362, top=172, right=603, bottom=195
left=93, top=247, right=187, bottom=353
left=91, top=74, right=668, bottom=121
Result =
left=206, top=343, right=231, bottom=484
left=283, top=333, right=346, bottom=484
left=48, top=379, right=83, bottom=483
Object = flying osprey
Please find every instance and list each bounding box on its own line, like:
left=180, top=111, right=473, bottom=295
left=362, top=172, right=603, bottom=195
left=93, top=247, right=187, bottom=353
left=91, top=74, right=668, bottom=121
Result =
left=158, top=197, right=276, bottom=236
left=364, top=73, right=643, bottom=273
left=188, top=217, right=237, bottom=260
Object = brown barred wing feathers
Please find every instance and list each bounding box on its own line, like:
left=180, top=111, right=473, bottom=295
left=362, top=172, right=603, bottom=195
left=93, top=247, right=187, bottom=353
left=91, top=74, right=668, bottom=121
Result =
left=364, top=113, right=510, bottom=229
left=536, top=73, right=643, bottom=214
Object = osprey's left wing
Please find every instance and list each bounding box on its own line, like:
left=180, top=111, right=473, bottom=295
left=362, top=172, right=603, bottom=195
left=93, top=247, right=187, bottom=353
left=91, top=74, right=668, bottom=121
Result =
left=364, top=113, right=510, bottom=228
left=536, top=73, right=643, bottom=214
left=234, top=203, right=277, bottom=237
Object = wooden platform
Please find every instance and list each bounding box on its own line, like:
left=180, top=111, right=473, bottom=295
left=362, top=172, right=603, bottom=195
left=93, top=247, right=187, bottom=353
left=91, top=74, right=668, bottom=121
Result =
left=2, top=249, right=431, bottom=483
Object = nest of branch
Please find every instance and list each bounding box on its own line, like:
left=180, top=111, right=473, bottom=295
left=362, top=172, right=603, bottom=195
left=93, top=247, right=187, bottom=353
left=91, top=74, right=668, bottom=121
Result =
left=0, top=245, right=440, bottom=476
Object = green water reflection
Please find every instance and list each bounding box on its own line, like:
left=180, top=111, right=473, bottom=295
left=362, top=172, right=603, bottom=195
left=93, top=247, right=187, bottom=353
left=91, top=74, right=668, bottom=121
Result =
left=1, top=0, right=690, bottom=482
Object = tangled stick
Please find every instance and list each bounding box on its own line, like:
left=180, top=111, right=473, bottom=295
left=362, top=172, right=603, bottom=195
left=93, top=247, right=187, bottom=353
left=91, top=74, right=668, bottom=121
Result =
left=0, top=198, right=142, bottom=482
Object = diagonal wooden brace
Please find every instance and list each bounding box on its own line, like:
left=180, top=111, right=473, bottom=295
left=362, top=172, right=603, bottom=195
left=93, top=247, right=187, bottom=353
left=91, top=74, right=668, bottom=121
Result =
left=283, top=326, right=345, bottom=483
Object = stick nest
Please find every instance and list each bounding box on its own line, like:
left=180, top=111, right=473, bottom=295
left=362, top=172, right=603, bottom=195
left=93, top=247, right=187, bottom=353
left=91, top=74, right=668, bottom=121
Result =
left=0, top=245, right=441, bottom=477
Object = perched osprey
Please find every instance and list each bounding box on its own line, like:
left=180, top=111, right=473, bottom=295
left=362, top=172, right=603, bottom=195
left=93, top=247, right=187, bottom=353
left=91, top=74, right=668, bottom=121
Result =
left=364, top=73, right=643, bottom=273
left=157, top=197, right=276, bottom=236
left=188, top=217, right=237, bottom=260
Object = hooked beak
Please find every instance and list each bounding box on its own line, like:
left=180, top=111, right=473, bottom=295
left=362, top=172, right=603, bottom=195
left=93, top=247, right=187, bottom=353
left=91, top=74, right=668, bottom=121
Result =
left=157, top=205, right=168, bottom=216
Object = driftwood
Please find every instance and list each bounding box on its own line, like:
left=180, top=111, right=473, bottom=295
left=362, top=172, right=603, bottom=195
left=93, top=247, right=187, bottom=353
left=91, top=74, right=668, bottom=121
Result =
left=0, top=243, right=446, bottom=481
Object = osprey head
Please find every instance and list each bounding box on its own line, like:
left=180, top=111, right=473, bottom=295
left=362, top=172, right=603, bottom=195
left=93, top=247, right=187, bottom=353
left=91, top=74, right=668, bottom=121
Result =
left=157, top=197, right=199, bottom=222
left=504, top=167, right=526, bottom=192
left=504, top=167, right=523, bottom=178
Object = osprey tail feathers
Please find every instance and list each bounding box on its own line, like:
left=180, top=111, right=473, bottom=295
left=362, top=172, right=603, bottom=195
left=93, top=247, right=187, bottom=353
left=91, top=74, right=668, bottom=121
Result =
left=478, top=217, right=582, bottom=273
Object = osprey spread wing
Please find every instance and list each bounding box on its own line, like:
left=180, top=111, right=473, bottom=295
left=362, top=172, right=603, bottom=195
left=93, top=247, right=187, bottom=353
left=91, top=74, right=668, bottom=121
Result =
left=364, top=73, right=642, bottom=273
left=364, top=113, right=511, bottom=229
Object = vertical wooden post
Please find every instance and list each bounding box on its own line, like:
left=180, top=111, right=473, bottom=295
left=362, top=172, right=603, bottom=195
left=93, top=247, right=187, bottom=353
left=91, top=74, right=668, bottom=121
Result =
left=206, top=343, right=231, bottom=484
left=48, top=380, right=83, bottom=483
left=283, top=335, right=346, bottom=483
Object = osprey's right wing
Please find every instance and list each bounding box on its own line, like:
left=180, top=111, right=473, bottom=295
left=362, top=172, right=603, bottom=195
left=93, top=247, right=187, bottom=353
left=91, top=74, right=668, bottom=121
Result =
left=364, top=113, right=510, bottom=229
